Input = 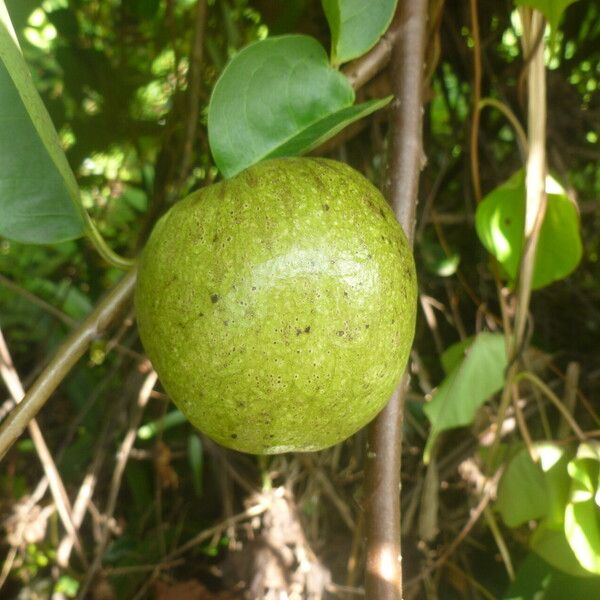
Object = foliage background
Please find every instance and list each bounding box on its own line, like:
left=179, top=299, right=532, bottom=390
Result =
left=1, top=0, right=599, bottom=598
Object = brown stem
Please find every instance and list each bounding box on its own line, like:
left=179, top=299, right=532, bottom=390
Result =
left=173, top=0, right=208, bottom=196
left=469, top=0, right=483, bottom=202
left=343, top=17, right=402, bottom=91
left=0, top=267, right=137, bottom=461
left=364, top=1, right=429, bottom=598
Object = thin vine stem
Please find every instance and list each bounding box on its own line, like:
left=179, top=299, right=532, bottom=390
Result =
left=478, top=97, right=529, bottom=158
left=469, top=0, right=483, bottom=202
left=514, top=371, right=586, bottom=441
left=83, top=211, right=136, bottom=270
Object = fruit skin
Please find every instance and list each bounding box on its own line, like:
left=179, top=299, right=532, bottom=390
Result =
left=135, top=157, right=417, bottom=454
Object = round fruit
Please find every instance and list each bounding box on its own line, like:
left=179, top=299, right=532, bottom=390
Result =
left=135, top=157, right=417, bottom=454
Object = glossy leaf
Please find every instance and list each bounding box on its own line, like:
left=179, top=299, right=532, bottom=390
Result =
left=504, top=552, right=600, bottom=600
left=0, top=1, right=84, bottom=243
left=423, top=333, right=506, bottom=462
left=322, top=0, right=398, bottom=64
left=475, top=170, right=582, bottom=290
left=264, top=97, right=391, bottom=160
left=515, top=0, right=581, bottom=31
left=208, top=35, right=390, bottom=178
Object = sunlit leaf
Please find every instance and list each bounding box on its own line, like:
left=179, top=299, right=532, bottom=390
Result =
left=208, top=35, right=390, bottom=178
left=565, top=442, right=600, bottom=574
left=423, top=333, right=507, bottom=462
left=475, top=170, right=582, bottom=290
left=514, top=0, right=581, bottom=31
left=538, top=443, right=572, bottom=525
left=0, top=1, right=84, bottom=243
left=322, top=0, right=398, bottom=64
left=531, top=523, right=591, bottom=576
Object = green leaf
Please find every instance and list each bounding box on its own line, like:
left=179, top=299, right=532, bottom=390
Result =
left=565, top=442, right=600, bottom=574
left=0, top=1, right=84, bottom=243
left=567, top=442, right=600, bottom=505
left=440, top=337, right=475, bottom=374
left=322, top=0, right=398, bottom=64
left=496, top=446, right=549, bottom=527
left=538, top=443, right=572, bottom=525
left=266, top=96, right=391, bottom=159
left=208, top=35, right=390, bottom=178
left=504, top=552, right=600, bottom=600
left=475, top=170, right=582, bottom=290
left=423, top=333, right=507, bottom=462
left=514, top=0, right=581, bottom=31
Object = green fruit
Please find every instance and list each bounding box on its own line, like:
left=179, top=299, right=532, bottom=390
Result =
left=135, top=158, right=417, bottom=454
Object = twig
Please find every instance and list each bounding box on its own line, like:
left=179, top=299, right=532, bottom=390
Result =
left=405, top=468, right=504, bottom=591
left=364, top=2, right=428, bottom=598
left=515, top=371, right=586, bottom=441
left=469, top=0, right=483, bottom=202
left=558, top=362, right=580, bottom=439
left=0, top=267, right=137, bottom=461
left=483, top=505, right=514, bottom=580
left=77, top=370, right=157, bottom=600
left=131, top=499, right=271, bottom=600
left=0, top=328, right=88, bottom=567
left=477, top=98, right=528, bottom=158
left=0, top=273, right=76, bottom=327
left=173, top=0, right=208, bottom=197
left=0, top=274, right=144, bottom=363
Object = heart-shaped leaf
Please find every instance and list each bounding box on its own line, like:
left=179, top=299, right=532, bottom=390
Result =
left=0, top=1, right=84, bottom=243
left=322, top=0, right=398, bottom=64
left=475, top=170, right=582, bottom=290
left=496, top=445, right=549, bottom=527
left=208, top=35, right=390, bottom=178
left=423, top=333, right=507, bottom=462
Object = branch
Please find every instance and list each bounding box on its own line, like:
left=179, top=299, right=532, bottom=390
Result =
left=342, top=17, right=401, bottom=90
left=364, top=2, right=429, bottom=599
left=0, top=267, right=137, bottom=461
